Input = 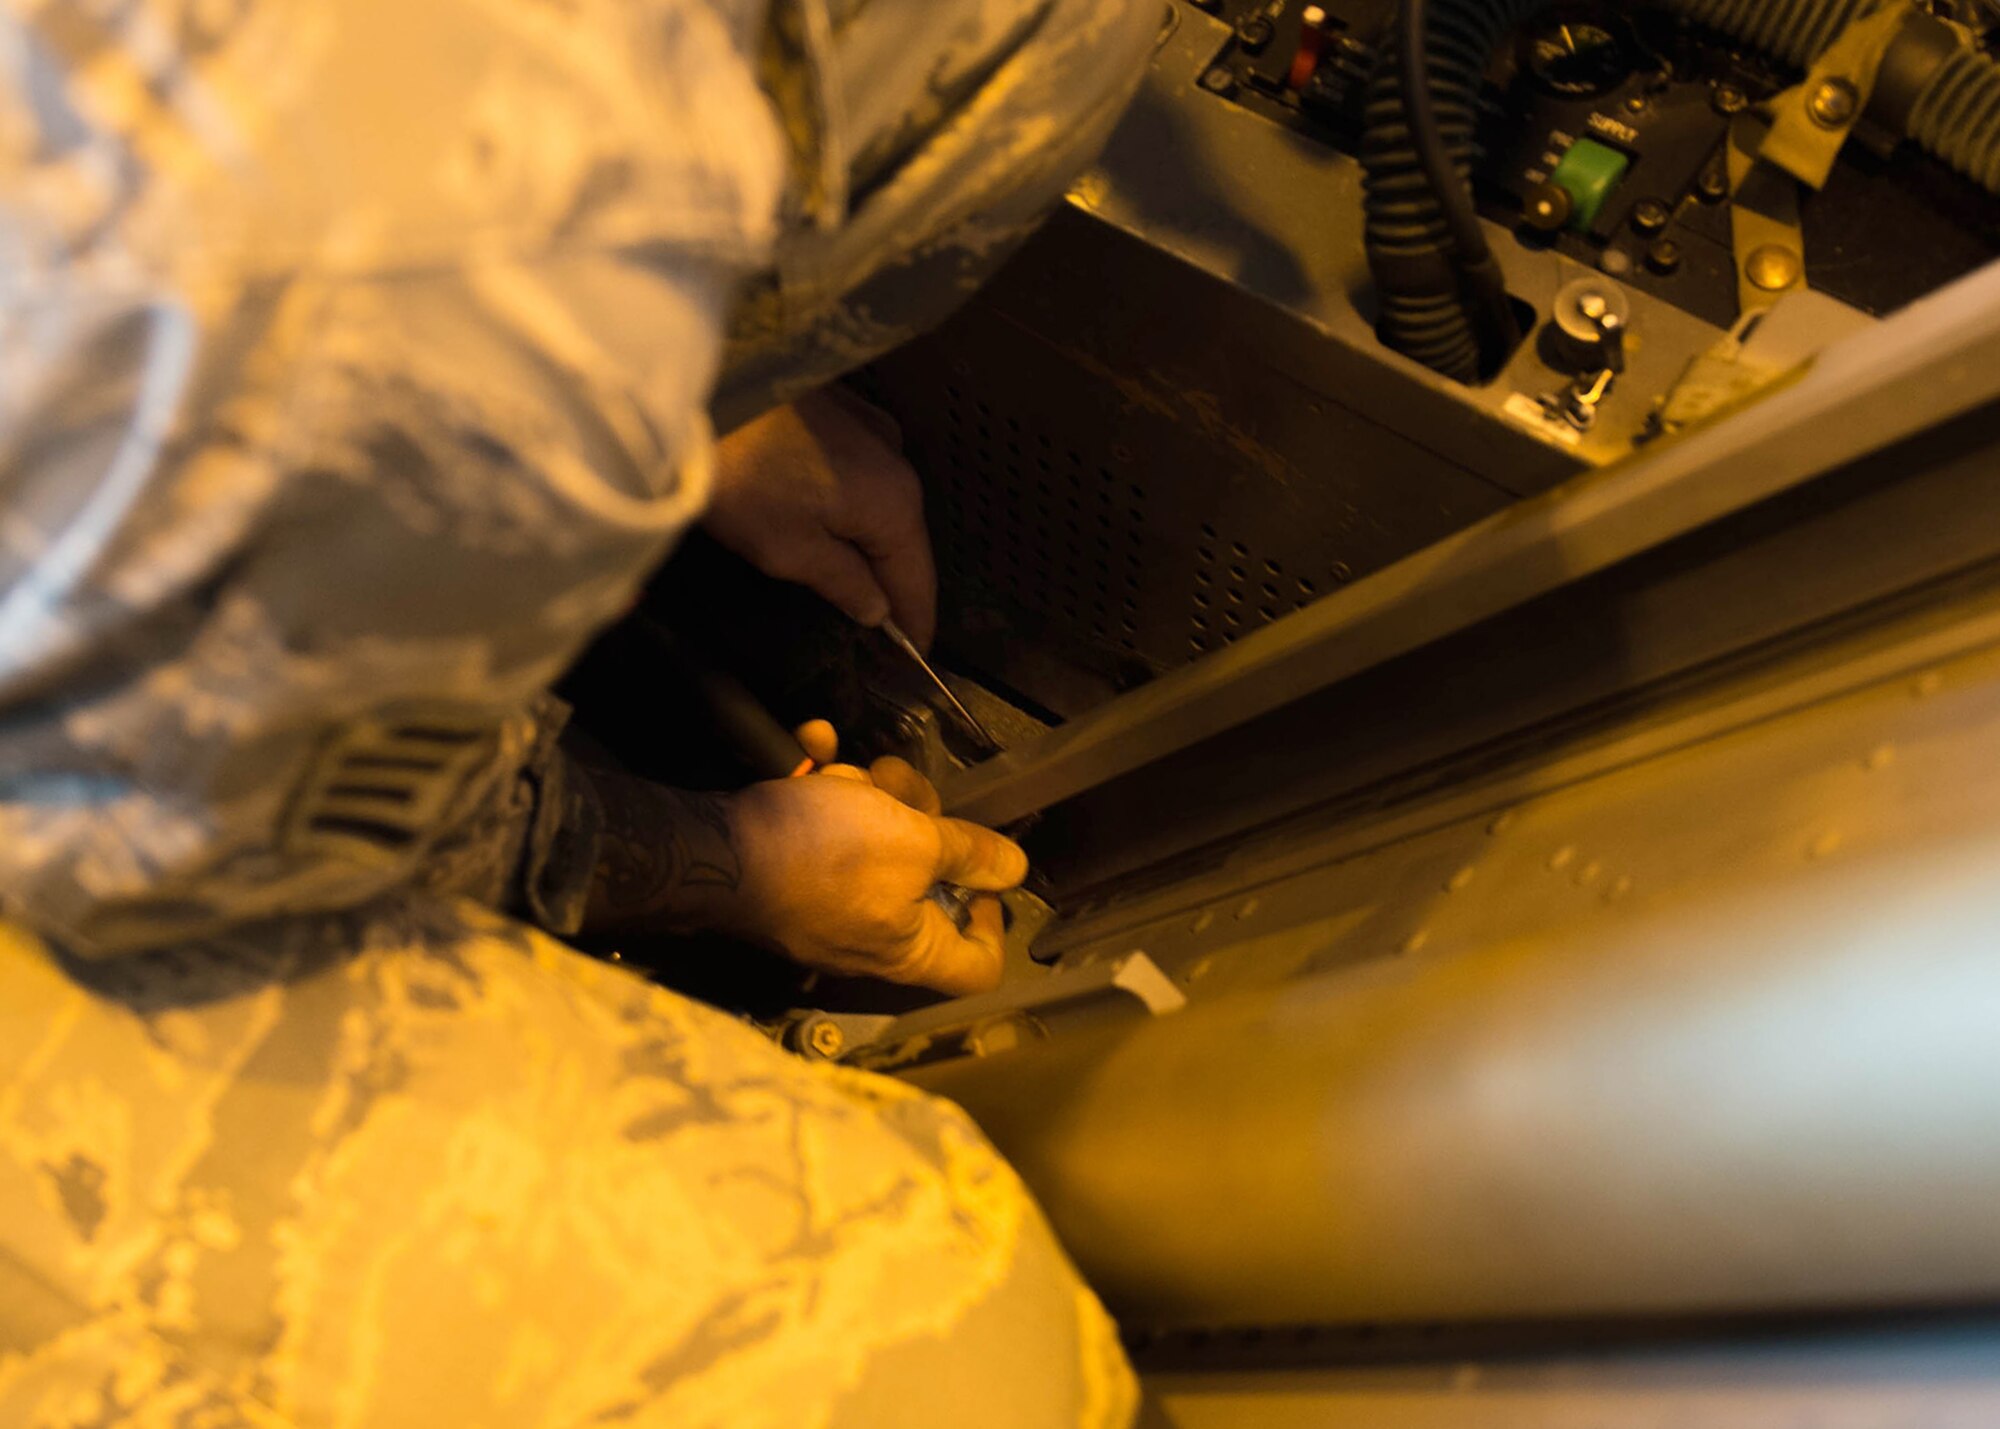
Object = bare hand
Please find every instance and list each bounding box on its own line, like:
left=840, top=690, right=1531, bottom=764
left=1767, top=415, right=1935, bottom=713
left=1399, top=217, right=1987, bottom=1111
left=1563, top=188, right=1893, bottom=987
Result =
left=719, top=773, right=1023, bottom=995
left=704, top=391, right=938, bottom=648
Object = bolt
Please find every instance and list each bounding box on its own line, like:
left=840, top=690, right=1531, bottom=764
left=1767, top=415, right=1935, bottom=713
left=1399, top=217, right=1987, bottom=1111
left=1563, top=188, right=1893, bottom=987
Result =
left=1236, top=15, right=1274, bottom=52
left=1808, top=78, right=1858, bottom=128
left=1630, top=197, right=1672, bottom=236
left=1713, top=83, right=1749, bottom=117
left=1645, top=237, right=1683, bottom=274
left=785, top=1014, right=846, bottom=1060
left=805, top=1018, right=845, bottom=1059
left=1696, top=163, right=1730, bottom=204
left=1744, top=242, right=1801, bottom=291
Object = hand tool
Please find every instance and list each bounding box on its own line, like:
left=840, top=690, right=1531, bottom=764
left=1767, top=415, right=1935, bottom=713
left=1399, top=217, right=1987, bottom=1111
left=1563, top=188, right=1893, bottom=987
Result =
left=880, top=619, right=1002, bottom=755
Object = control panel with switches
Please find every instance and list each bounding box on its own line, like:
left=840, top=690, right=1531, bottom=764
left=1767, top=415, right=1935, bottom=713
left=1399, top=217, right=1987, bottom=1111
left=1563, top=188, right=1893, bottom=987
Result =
left=1188, top=0, right=2000, bottom=328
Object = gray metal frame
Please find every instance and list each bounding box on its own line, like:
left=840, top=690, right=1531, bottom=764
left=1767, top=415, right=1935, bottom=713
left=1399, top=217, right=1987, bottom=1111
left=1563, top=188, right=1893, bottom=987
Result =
left=944, top=256, right=2000, bottom=828
left=917, top=565, right=2000, bottom=1333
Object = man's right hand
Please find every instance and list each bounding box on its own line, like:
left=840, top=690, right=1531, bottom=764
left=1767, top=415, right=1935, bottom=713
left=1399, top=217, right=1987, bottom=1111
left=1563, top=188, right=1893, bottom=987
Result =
left=718, top=773, right=1024, bottom=995
left=578, top=726, right=1025, bottom=996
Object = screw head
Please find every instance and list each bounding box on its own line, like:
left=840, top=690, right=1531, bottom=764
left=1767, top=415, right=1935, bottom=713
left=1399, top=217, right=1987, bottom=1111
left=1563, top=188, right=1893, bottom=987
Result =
left=1644, top=237, right=1683, bottom=275
left=1696, top=163, right=1730, bottom=204
left=1712, top=83, right=1749, bottom=116
left=1630, top=197, right=1672, bottom=235
left=1808, top=78, right=1858, bottom=128
left=1744, top=242, right=1802, bottom=291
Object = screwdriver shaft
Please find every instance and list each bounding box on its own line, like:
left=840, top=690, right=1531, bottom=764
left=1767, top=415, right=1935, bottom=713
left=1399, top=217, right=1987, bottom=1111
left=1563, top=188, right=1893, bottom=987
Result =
left=882, top=620, right=1001, bottom=753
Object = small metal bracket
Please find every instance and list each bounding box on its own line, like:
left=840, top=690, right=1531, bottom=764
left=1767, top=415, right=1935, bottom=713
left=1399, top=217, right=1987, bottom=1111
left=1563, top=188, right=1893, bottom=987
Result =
left=1761, top=0, right=1917, bottom=191
left=1726, top=115, right=1809, bottom=315
left=1649, top=289, right=1873, bottom=438
left=839, top=950, right=1186, bottom=1072
left=1728, top=1, right=1926, bottom=316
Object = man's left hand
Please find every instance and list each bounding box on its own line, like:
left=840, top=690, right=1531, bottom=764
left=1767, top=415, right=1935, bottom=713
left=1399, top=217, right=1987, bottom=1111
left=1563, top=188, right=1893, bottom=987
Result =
left=704, top=390, right=938, bottom=648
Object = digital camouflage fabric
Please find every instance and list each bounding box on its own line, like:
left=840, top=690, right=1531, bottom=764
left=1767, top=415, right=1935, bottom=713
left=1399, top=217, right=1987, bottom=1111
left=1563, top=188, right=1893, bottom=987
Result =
left=0, top=0, right=1158, bottom=1422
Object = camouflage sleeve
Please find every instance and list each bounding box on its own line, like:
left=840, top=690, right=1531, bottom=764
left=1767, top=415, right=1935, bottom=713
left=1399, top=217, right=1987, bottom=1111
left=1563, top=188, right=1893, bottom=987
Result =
left=0, top=896, right=1139, bottom=1427
left=0, top=0, right=1156, bottom=960
left=0, top=0, right=790, bottom=955
left=716, top=0, right=1162, bottom=428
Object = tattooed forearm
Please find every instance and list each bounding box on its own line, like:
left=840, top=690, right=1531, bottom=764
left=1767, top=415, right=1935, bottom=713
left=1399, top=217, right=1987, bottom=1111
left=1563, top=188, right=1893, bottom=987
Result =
left=578, top=765, right=742, bottom=932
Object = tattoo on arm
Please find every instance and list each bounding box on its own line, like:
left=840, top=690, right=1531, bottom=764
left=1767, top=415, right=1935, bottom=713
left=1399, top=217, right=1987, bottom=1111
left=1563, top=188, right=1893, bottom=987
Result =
left=580, top=765, right=741, bottom=931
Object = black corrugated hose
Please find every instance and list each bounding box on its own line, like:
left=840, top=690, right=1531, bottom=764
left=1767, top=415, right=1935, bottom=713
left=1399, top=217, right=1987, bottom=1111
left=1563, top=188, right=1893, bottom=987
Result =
left=1363, top=0, right=1545, bottom=382
left=1364, top=0, right=2000, bottom=383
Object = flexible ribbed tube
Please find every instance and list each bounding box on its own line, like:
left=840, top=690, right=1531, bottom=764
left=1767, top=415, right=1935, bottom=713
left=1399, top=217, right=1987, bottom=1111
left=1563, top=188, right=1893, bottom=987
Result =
left=1669, top=0, right=1875, bottom=70
left=1907, top=44, right=2000, bottom=191
left=1361, top=0, right=1542, bottom=382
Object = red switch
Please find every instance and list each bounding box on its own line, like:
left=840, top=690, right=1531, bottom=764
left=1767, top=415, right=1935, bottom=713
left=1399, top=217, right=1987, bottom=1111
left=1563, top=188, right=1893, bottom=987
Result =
left=1288, top=5, right=1329, bottom=91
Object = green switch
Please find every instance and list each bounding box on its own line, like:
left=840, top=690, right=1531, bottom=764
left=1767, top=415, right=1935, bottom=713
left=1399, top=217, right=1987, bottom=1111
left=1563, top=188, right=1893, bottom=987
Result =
left=1548, top=137, right=1631, bottom=232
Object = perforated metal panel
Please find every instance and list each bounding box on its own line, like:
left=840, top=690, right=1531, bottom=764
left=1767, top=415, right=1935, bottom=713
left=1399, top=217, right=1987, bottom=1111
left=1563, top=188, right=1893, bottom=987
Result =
left=857, top=207, right=1518, bottom=710
left=1186, top=524, right=1338, bottom=658
left=913, top=371, right=1398, bottom=680
left=929, top=380, right=1148, bottom=657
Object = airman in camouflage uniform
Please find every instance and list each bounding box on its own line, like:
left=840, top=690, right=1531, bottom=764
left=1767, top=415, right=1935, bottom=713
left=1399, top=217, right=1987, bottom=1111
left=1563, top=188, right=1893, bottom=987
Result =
left=0, top=0, right=1159, bottom=1423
